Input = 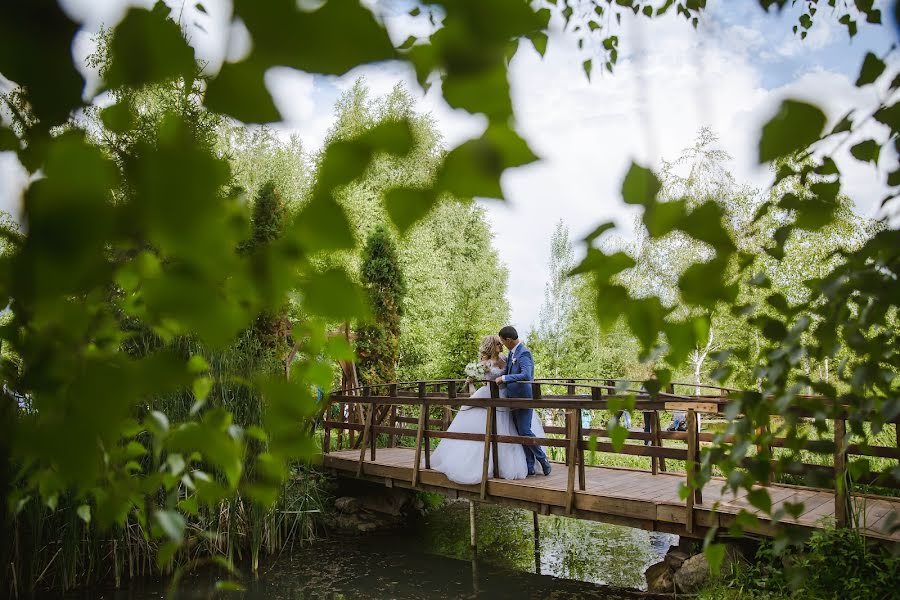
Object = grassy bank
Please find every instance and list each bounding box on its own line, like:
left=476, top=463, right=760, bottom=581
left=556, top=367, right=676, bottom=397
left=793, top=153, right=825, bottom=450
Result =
left=697, top=528, right=900, bottom=600
left=5, top=465, right=330, bottom=596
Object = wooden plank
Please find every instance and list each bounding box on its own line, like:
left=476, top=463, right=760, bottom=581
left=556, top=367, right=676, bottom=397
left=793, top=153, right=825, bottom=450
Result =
left=577, top=440, right=688, bottom=460
left=356, top=393, right=374, bottom=477
left=411, top=383, right=427, bottom=487
left=685, top=409, right=698, bottom=533
left=575, top=408, right=586, bottom=491
left=834, top=418, right=847, bottom=528
left=665, top=401, right=719, bottom=414
left=868, top=503, right=900, bottom=537
left=490, top=382, right=500, bottom=480
left=323, top=399, right=332, bottom=454
left=369, top=401, right=377, bottom=461
left=491, top=407, right=500, bottom=479
left=566, top=410, right=578, bottom=514
left=856, top=497, right=897, bottom=532
left=574, top=493, right=658, bottom=521
left=481, top=402, right=495, bottom=500
left=656, top=503, right=719, bottom=529
left=424, top=406, right=431, bottom=470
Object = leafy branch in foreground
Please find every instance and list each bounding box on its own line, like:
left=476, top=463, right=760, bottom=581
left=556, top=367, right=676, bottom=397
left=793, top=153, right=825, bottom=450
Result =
left=572, top=45, right=899, bottom=557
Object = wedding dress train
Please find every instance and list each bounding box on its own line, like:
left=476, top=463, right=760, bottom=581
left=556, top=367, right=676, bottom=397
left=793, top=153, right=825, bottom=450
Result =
left=430, top=367, right=546, bottom=485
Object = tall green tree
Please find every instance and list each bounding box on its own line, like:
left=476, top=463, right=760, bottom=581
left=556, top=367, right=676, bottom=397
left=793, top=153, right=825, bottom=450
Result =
left=356, top=225, right=406, bottom=385
left=532, top=220, right=576, bottom=378
left=320, top=82, right=508, bottom=380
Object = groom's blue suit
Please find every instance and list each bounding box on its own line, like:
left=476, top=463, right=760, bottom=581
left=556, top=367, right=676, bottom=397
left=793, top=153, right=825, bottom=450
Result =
left=502, top=343, right=548, bottom=473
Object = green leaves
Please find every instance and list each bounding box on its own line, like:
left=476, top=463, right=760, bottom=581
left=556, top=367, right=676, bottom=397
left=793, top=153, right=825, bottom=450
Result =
left=0, top=1, right=83, bottom=125
left=294, top=119, right=415, bottom=251
left=856, top=52, right=886, bottom=86
left=301, top=269, right=371, bottom=321
left=384, top=187, right=439, bottom=235
left=207, top=0, right=395, bottom=121
left=436, top=125, right=538, bottom=200
left=105, top=2, right=196, bottom=89
left=704, top=542, right=726, bottom=575
left=621, top=163, right=662, bottom=206
left=850, top=139, right=880, bottom=164
left=758, top=100, right=826, bottom=163
left=609, top=423, right=630, bottom=452
left=154, top=509, right=186, bottom=543
left=410, top=0, right=545, bottom=121
left=233, top=0, right=394, bottom=75
left=205, top=61, right=281, bottom=123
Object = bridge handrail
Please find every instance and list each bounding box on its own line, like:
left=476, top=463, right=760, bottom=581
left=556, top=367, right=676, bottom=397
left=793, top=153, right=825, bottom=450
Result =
left=331, top=379, right=707, bottom=401
left=323, top=379, right=900, bottom=532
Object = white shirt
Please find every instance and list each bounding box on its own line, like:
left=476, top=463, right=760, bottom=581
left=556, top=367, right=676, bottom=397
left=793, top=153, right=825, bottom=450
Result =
left=502, top=342, right=522, bottom=382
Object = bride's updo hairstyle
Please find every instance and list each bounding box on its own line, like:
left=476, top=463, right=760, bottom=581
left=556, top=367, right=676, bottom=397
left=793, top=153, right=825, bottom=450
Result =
left=479, top=334, right=503, bottom=361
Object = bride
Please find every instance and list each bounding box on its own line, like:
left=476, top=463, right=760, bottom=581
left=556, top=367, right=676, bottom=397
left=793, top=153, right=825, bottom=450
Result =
left=430, top=335, right=546, bottom=485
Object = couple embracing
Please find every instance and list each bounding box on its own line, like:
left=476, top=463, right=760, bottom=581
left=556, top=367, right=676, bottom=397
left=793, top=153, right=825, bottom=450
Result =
left=431, top=326, right=553, bottom=485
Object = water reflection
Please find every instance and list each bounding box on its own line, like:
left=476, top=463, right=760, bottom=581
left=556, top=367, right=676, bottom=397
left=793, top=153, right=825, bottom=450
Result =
left=53, top=502, right=677, bottom=600
left=420, top=502, right=677, bottom=590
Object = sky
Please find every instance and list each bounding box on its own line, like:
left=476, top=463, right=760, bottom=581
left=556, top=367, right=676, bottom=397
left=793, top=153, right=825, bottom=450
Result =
left=1, top=0, right=898, bottom=336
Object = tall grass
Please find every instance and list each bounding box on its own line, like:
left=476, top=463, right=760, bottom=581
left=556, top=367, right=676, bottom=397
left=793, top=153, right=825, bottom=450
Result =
left=4, top=334, right=330, bottom=596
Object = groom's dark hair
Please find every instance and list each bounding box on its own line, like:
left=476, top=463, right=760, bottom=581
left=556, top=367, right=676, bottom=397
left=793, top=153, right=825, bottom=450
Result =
left=498, top=326, right=518, bottom=340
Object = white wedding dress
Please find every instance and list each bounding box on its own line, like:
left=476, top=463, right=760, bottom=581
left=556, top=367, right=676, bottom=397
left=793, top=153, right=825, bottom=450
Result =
left=430, top=364, right=546, bottom=485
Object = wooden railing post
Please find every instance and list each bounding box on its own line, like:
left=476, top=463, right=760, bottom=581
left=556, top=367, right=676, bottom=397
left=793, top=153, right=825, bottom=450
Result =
left=566, top=409, right=578, bottom=514
left=337, top=401, right=346, bottom=450
left=348, top=396, right=357, bottom=448
left=490, top=382, right=500, bottom=479
left=424, top=406, right=432, bottom=471
left=411, top=383, right=427, bottom=487
left=366, top=387, right=376, bottom=461
left=834, top=417, right=848, bottom=528
left=566, top=379, right=576, bottom=396
left=445, top=383, right=455, bottom=432
left=480, top=402, right=495, bottom=500
left=323, top=398, right=332, bottom=454
left=576, top=407, right=586, bottom=491
left=685, top=408, right=699, bottom=533
left=356, top=387, right=373, bottom=477
left=388, top=384, right=398, bottom=448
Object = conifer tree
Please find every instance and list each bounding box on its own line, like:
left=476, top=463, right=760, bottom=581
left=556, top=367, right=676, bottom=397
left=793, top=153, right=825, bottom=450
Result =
left=357, top=225, right=406, bottom=385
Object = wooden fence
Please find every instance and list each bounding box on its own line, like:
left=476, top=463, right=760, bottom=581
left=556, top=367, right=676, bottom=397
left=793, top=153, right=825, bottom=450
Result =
left=322, top=379, right=900, bottom=533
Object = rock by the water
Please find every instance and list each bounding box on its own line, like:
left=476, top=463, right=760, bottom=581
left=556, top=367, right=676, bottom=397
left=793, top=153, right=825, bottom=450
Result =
left=334, top=496, right=359, bottom=514
left=674, top=553, right=710, bottom=593
left=664, top=549, right=691, bottom=571
left=356, top=488, right=412, bottom=517
left=644, top=560, right=674, bottom=594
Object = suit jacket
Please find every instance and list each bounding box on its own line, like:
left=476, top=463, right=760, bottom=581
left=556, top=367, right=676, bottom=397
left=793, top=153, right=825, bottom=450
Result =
left=504, top=343, right=534, bottom=399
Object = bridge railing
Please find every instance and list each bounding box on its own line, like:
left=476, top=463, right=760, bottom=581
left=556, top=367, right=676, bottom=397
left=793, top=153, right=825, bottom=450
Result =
left=322, top=380, right=900, bottom=533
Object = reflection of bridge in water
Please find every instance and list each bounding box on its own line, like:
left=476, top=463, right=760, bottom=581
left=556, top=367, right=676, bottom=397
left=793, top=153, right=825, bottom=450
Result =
left=321, top=379, right=900, bottom=543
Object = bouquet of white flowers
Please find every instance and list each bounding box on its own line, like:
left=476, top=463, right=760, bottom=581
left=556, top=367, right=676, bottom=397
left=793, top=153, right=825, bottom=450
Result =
left=464, top=361, right=487, bottom=381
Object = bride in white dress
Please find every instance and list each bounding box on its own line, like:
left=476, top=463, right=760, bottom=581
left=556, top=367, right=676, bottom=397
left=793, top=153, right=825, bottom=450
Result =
left=430, top=335, right=546, bottom=485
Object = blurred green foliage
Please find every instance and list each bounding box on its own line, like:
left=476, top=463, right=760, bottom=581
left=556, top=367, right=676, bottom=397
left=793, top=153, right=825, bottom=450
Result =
left=0, top=1, right=897, bottom=592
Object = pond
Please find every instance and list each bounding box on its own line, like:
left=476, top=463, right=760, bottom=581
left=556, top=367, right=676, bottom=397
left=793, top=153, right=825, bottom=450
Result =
left=51, top=502, right=677, bottom=599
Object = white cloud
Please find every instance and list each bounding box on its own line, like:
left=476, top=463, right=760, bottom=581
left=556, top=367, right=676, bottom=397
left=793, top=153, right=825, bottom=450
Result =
left=0, top=153, right=28, bottom=221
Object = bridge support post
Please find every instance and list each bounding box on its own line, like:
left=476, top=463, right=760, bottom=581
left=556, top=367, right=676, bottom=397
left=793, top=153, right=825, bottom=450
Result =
left=356, top=386, right=373, bottom=477
left=469, top=499, right=477, bottom=554
left=389, top=384, right=398, bottom=448
left=685, top=409, right=700, bottom=533
left=412, top=383, right=427, bottom=487
left=532, top=511, right=541, bottom=575
left=834, top=417, right=848, bottom=528
left=566, top=409, right=578, bottom=514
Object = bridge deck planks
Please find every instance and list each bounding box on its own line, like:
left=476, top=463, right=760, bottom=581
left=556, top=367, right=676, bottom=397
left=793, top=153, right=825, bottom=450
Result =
left=322, top=447, right=899, bottom=542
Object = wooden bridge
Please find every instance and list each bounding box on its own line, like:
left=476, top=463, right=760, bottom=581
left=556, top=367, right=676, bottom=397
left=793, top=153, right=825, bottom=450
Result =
left=320, top=379, right=900, bottom=543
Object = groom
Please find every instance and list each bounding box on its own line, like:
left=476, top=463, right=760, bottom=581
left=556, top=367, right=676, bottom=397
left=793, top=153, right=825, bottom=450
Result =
left=495, top=326, right=552, bottom=477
